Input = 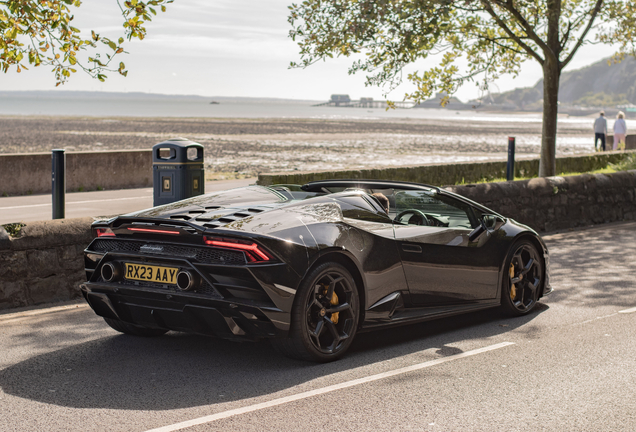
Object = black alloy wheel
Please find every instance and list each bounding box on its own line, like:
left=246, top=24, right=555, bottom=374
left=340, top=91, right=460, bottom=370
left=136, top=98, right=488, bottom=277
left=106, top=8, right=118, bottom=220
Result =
left=272, top=262, right=359, bottom=362
left=501, top=240, right=543, bottom=316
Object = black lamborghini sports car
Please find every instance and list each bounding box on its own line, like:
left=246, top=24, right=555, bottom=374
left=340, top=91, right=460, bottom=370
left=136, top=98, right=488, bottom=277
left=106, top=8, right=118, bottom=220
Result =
left=81, top=180, right=551, bottom=362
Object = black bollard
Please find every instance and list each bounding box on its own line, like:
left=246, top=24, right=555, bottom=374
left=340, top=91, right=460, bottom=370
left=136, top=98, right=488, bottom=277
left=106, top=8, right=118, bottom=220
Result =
left=506, top=137, right=515, bottom=181
left=52, top=149, right=66, bottom=219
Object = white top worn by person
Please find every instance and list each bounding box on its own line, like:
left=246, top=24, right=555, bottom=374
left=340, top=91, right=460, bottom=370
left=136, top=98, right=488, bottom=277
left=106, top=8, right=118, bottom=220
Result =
left=594, top=114, right=608, bottom=134
left=614, top=116, right=627, bottom=135
left=613, top=111, right=627, bottom=150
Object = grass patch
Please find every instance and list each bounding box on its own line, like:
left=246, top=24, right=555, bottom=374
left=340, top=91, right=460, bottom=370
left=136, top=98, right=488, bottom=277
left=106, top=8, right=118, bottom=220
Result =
left=453, top=165, right=626, bottom=186
left=2, top=222, right=26, bottom=238
left=609, top=153, right=636, bottom=171
left=557, top=166, right=617, bottom=177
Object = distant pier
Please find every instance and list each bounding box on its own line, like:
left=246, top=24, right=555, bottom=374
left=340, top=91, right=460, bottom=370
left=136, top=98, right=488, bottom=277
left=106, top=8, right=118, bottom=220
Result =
left=313, top=94, right=415, bottom=109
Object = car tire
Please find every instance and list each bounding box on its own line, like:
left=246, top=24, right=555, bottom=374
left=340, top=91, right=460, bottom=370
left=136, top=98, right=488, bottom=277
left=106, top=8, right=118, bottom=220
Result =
left=103, top=317, right=169, bottom=337
left=500, top=239, right=544, bottom=316
left=272, top=262, right=360, bottom=362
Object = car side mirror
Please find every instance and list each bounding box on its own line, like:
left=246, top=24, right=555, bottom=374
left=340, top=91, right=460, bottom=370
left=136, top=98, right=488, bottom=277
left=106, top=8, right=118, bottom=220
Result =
left=483, top=215, right=498, bottom=230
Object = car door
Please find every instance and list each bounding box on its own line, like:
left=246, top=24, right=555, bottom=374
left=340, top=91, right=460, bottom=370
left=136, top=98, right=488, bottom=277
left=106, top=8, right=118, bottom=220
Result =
left=334, top=194, right=409, bottom=308
left=392, top=190, right=501, bottom=305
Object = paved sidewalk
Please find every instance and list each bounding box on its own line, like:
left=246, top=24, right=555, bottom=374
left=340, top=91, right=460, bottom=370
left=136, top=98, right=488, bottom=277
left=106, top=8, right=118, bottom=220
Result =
left=0, top=178, right=256, bottom=225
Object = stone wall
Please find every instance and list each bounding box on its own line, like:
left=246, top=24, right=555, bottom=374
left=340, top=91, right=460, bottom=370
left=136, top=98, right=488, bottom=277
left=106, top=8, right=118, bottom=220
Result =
left=0, top=218, right=93, bottom=309
left=607, top=134, right=636, bottom=150
left=448, top=170, right=636, bottom=232
left=257, top=150, right=636, bottom=187
left=0, top=150, right=153, bottom=196
left=1, top=171, right=636, bottom=309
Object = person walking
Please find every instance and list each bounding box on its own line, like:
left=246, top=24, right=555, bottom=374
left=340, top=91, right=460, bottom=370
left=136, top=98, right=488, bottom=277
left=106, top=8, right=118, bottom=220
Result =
left=594, top=111, right=608, bottom=151
left=613, top=111, right=627, bottom=151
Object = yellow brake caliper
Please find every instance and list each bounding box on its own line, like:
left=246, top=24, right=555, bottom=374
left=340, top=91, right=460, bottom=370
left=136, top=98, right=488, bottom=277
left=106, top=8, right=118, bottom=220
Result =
left=323, top=286, right=340, bottom=324
left=509, top=263, right=517, bottom=300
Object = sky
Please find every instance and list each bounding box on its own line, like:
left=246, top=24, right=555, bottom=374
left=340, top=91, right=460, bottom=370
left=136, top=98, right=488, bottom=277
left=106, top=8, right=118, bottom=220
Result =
left=0, top=0, right=617, bottom=102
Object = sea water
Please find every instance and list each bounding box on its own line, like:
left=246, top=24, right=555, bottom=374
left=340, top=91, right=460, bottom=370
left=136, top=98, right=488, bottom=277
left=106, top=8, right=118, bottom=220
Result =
left=1, top=91, right=631, bottom=151
left=0, top=91, right=563, bottom=122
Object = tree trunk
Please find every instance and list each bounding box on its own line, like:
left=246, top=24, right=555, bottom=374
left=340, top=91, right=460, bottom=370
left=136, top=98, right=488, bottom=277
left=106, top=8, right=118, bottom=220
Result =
left=539, top=0, right=562, bottom=178
left=538, top=58, right=560, bottom=177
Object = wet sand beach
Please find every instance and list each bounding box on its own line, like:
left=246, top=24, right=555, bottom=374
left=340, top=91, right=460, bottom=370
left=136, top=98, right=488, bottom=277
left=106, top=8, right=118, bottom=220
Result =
left=0, top=115, right=595, bottom=178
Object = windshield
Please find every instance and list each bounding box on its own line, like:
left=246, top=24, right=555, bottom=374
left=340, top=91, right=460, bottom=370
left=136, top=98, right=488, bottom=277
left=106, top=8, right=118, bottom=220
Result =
left=393, top=190, right=478, bottom=229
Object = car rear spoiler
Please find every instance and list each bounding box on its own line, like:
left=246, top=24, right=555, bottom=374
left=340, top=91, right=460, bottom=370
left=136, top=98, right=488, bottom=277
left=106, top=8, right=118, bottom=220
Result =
left=93, top=216, right=206, bottom=234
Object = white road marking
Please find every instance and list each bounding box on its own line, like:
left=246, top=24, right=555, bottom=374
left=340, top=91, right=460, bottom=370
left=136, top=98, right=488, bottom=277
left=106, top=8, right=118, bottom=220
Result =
left=0, top=196, right=150, bottom=210
left=570, top=307, right=636, bottom=326
left=144, top=341, right=515, bottom=432
left=572, top=313, right=621, bottom=326
left=0, top=303, right=89, bottom=322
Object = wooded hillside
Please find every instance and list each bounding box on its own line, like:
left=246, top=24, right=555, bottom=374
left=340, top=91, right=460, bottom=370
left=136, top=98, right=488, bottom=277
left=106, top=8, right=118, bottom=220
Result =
left=486, top=57, right=636, bottom=111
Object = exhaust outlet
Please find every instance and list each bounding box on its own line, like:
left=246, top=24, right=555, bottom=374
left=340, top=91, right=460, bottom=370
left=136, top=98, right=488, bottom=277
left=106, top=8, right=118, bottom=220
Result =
left=176, top=271, right=195, bottom=291
left=101, top=262, right=120, bottom=282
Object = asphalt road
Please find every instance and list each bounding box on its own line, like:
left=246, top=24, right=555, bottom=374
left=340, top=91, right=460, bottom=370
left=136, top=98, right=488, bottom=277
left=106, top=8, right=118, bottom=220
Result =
left=0, top=178, right=256, bottom=225
left=1, top=222, right=635, bottom=431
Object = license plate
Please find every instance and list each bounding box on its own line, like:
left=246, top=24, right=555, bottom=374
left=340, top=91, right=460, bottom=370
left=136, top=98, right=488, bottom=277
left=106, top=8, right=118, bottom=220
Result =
left=124, top=263, right=178, bottom=285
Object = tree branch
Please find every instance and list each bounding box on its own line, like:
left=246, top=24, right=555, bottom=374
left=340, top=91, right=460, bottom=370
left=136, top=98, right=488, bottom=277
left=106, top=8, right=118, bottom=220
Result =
left=484, top=37, right=525, bottom=55
left=561, top=0, right=604, bottom=68
left=480, top=0, right=544, bottom=64
left=560, top=20, right=572, bottom=52
left=494, top=0, right=555, bottom=62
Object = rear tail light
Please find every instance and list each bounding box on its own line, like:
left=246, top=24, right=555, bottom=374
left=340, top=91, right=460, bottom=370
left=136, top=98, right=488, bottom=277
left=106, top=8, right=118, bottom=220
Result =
left=203, top=236, right=272, bottom=263
left=95, top=228, right=115, bottom=237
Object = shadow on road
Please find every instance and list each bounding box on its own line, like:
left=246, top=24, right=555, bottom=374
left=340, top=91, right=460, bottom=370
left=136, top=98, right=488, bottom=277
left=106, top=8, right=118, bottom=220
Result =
left=544, top=222, right=636, bottom=308
left=0, top=305, right=545, bottom=411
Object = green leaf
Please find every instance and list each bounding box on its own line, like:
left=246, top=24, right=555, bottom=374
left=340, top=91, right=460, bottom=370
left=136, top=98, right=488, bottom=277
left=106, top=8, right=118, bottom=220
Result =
left=0, top=0, right=172, bottom=86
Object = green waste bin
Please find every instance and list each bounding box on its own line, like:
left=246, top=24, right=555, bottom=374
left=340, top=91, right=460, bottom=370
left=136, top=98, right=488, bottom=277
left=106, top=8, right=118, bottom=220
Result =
left=153, top=138, right=204, bottom=206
